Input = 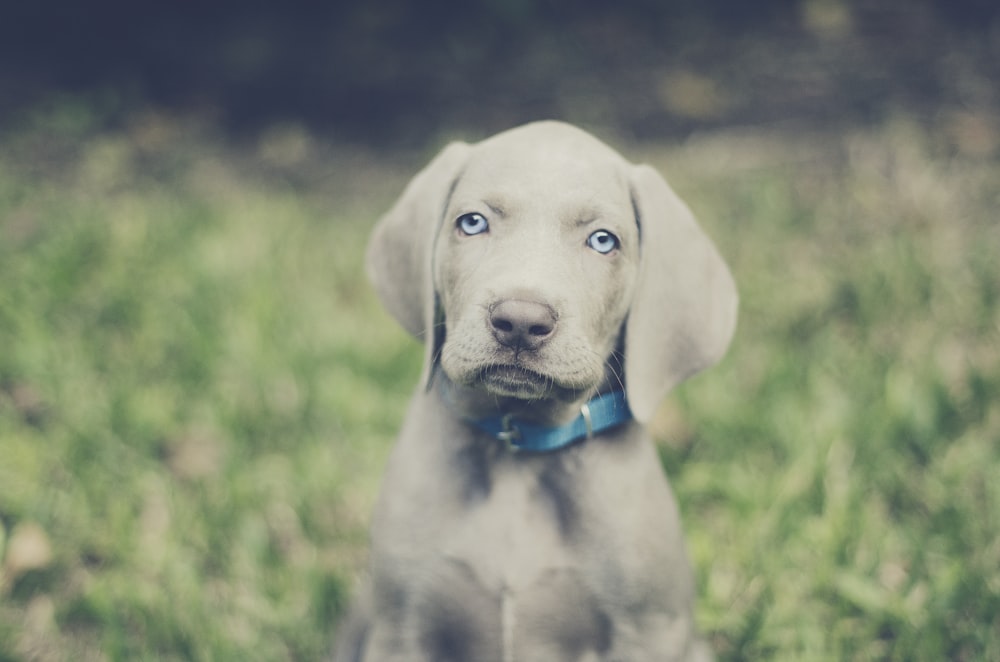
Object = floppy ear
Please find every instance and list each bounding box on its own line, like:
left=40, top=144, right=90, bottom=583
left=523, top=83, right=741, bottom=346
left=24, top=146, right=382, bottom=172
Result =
left=625, top=164, right=738, bottom=422
left=366, top=142, right=472, bottom=384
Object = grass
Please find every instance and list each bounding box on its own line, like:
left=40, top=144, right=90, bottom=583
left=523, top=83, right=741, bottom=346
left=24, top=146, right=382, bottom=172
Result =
left=0, top=106, right=997, bottom=660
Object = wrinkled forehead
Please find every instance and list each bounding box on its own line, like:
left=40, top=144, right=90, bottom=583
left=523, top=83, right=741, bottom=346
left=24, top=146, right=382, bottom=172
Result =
left=452, top=129, right=632, bottom=214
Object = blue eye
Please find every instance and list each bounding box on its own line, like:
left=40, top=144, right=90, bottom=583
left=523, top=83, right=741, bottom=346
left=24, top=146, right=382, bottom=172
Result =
left=586, top=230, right=619, bottom=254
left=457, top=213, right=489, bottom=236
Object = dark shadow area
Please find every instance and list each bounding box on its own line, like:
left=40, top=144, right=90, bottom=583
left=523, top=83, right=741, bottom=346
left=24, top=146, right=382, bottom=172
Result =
left=2, top=0, right=998, bottom=145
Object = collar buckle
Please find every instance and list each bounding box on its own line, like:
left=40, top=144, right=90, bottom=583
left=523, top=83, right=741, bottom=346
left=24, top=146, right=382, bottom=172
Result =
left=580, top=402, right=594, bottom=439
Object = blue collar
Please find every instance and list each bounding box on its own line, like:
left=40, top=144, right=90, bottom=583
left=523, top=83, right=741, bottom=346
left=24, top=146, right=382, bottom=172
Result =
left=469, top=391, right=632, bottom=453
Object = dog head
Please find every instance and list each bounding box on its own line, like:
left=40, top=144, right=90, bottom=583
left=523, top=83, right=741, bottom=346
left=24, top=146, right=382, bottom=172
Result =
left=366, top=121, right=737, bottom=423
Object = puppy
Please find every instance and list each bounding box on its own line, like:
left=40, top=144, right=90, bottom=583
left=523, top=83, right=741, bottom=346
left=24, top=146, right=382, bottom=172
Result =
left=334, top=121, right=737, bottom=662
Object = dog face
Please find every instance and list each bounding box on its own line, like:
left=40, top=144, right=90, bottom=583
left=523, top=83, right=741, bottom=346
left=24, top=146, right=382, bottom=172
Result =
left=366, top=121, right=737, bottom=422
left=433, top=129, right=640, bottom=403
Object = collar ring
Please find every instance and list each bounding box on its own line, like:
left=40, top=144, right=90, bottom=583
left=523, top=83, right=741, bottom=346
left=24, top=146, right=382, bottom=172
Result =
left=496, top=413, right=522, bottom=445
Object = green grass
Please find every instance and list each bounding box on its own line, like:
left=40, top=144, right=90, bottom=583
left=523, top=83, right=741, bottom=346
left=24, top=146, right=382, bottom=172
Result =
left=1, top=108, right=997, bottom=660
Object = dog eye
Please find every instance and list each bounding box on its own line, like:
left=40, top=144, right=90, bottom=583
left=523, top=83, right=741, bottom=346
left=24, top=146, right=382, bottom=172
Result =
left=586, top=230, right=619, bottom=254
left=457, top=212, right=489, bottom=236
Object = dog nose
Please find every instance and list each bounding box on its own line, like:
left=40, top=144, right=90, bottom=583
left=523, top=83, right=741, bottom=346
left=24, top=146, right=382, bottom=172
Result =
left=489, top=299, right=557, bottom=350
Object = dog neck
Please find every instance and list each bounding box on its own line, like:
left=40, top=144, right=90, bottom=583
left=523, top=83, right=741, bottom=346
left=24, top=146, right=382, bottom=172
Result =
left=433, top=373, right=633, bottom=453
left=470, top=391, right=632, bottom=453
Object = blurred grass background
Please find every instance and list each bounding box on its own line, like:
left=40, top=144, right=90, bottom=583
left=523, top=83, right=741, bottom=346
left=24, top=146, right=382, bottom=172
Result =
left=1, top=0, right=999, bottom=660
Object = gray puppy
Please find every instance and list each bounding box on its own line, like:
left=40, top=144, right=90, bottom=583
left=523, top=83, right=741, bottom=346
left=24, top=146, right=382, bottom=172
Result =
left=334, top=121, right=737, bottom=662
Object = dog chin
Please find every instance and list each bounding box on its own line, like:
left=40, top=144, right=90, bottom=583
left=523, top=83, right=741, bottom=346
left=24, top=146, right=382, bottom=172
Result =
left=475, top=365, right=557, bottom=400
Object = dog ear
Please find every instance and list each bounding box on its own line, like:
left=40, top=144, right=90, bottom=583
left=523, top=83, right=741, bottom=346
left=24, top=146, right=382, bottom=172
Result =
left=624, top=164, right=738, bottom=422
left=366, top=142, right=471, bottom=384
